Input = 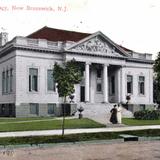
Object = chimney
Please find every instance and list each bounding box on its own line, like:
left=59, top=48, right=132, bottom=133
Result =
left=0, top=32, right=8, bottom=46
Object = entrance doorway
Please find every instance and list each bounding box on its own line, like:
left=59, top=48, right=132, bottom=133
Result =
left=80, top=86, right=85, bottom=102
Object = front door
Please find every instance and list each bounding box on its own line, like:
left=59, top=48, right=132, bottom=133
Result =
left=80, top=86, right=85, bottom=102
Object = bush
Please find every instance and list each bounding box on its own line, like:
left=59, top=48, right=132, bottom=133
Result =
left=134, top=110, right=160, bottom=120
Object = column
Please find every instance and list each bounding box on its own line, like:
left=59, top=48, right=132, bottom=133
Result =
left=103, top=64, right=108, bottom=103
left=149, top=68, right=153, bottom=104
left=117, top=69, right=121, bottom=103
left=120, top=66, right=126, bottom=103
left=85, top=62, right=90, bottom=102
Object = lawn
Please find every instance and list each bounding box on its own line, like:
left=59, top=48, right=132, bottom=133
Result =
left=0, top=117, right=54, bottom=122
left=122, top=118, right=160, bottom=126
left=1, top=129, right=160, bottom=145
left=0, top=118, right=105, bottom=132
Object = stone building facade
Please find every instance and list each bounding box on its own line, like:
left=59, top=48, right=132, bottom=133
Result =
left=0, top=27, right=154, bottom=117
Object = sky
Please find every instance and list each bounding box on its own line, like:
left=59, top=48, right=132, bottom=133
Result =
left=0, top=0, right=160, bottom=59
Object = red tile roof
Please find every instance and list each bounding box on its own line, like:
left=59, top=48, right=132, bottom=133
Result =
left=118, top=45, right=133, bottom=52
left=27, top=26, right=134, bottom=54
left=27, top=26, right=91, bottom=42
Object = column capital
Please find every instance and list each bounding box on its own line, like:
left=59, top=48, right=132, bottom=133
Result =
left=85, top=61, right=91, bottom=65
left=103, top=63, right=109, bottom=67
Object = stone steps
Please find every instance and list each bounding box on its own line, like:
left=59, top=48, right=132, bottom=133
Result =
left=76, top=103, right=133, bottom=125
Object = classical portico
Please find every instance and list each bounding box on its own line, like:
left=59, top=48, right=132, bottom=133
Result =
left=82, top=62, right=122, bottom=103
left=84, top=62, right=109, bottom=103
left=64, top=31, right=153, bottom=105
left=65, top=31, right=129, bottom=104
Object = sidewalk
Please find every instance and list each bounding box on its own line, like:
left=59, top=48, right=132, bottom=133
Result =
left=0, top=125, right=160, bottom=138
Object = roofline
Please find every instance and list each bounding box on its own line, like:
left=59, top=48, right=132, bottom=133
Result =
left=27, top=26, right=92, bottom=38
left=66, top=31, right=131, bottom=57
left=27, top=26, right=47, bottom=37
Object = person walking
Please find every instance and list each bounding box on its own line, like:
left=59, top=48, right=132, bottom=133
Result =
left=117, top=103, right=122, bottom=124
left=110, top=105, right=118, bottom=124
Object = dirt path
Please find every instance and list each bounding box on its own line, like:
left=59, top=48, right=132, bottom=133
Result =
left=0, top=140, right=160, bottom=160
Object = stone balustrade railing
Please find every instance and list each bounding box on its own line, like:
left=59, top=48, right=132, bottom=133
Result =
left=12, top=37, right=65, bottom=50
left=130, top=52, right=152, bottom=60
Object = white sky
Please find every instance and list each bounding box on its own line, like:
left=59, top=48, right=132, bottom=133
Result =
left=0, top=0, right=160, bottom=59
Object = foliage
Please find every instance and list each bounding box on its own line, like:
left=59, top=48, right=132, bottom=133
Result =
left=153, top=79, right=160, bottom=104
left=53, top=59, right=83, bottom=136
left=1, top=129, right=160, bottom=145
left=134, top=110, right=160, bottom=120
left=53, top=59, right=82, bottom=98
left=153, top=52, right=160, bottom=103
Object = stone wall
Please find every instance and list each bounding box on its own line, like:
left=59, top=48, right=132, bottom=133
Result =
left=122, top=103, right=154, bottom=113
left=15, top=103, right=77, bottom=117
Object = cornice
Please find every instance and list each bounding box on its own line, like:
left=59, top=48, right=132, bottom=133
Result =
left=0, top=42, right=154, bottom=65
left=126, top=57, right=154, bottom=64
left=65, top=50, right=127, bottom=60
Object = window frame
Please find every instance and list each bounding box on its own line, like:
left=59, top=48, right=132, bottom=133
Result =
left=138, top=76, right=145, bottom=95
left=2, top=71, right=5, bottom=94
left=29, top=68, right=38, bottom=92
left=96, top=69, right=102, bottom=78
left=48, top=104, right=56, bottom=115
left=30, top=103, right=39, bottom=115
left=47, top=69, right=55, bottom=92
left=127, top=75, right=133, bottom=94
left=111, top=76, right=115, bottom=95
left=96, top=83, right=102, bottom=92
left=10, top=68, right=13, bottom=92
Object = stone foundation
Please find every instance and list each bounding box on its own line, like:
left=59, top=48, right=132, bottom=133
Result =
left=15, top=103, right=77, bottom=117
left=122, top=103, right=155, bottom=113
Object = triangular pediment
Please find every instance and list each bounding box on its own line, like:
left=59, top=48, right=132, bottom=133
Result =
left=66, top=31, right=130, bottom=58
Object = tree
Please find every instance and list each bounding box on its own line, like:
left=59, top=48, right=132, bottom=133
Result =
left=153, top=52, right=160, bottom=104
left=53, top=59, right=82, bottom=136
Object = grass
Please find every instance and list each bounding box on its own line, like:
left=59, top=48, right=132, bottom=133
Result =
left=0, top=117, right=54, bottom=122
left=122, top=118, right=160, bottom=126
left=0, top=129, right=160, bottom=145
left=0, top=118, right=105, bottom=132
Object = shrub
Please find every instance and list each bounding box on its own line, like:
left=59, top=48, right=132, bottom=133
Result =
left=134, top=110, right=160, bottom=120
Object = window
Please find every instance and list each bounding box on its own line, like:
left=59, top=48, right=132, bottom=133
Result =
left=10, top=69, right=13, bottom=92
left=127, top=75, right=133, bottom=94
left=48, top=104, right=56, bottom=114
left=47, top=70, right=55, bottom=91
left=2, top=71, right=5, bottom=94
left=30, top=103, right=39, bottom=115
left=29, top=68, right=38, bottom=92
left=111, top=76, right=115, bottom=94
left=97, top=69, right=102, bottom=78
left=97, top=83, right=102, bottom=92
left=140, top=104, right=145, bottom=111
left=2, top=69, right=13, bottom=94
left=139, top=76, right=145, bottom=95
left=6, top=70, right=9, bottom=93
left=96, top=69, right=102, bottom=92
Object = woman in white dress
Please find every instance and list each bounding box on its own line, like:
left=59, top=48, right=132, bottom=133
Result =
left=117, top=104, right=122, bottom=124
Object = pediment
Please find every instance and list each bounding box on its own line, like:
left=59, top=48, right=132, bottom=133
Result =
left=66, top=32, right=129, bottom=58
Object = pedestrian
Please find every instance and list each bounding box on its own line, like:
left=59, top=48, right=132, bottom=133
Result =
left=117, top=103, right=122, bottom=124
left=110, top=105, right=117, bottom=124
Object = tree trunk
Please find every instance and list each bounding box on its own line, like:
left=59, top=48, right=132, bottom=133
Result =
left=62, top=96, right=66, bottom=137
